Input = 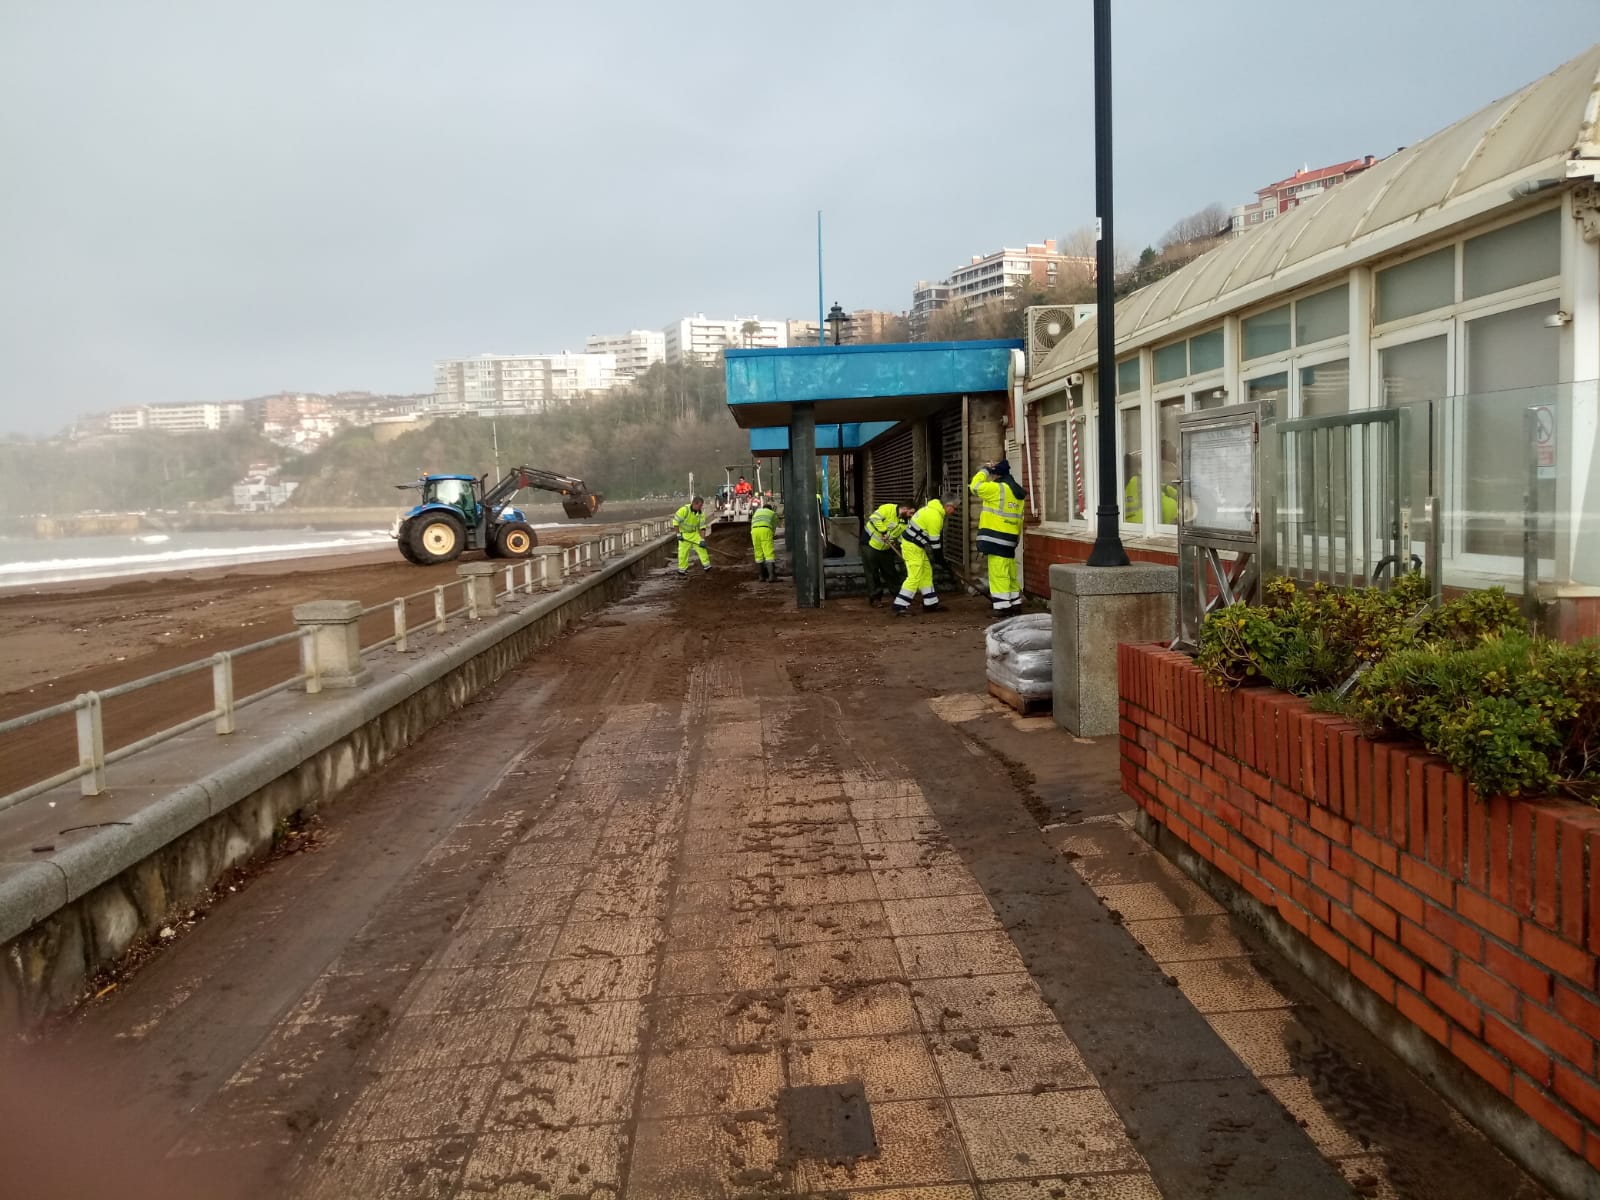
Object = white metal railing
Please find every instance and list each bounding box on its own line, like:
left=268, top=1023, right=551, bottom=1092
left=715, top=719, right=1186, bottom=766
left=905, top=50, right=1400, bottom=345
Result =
left=0, top=627, right=318, bottom=813
left=0, top=522, right=671, bottom=813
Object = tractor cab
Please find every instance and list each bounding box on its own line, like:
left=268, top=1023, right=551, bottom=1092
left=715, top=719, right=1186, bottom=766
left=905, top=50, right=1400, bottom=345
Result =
left=419, top=474, right=481, bottom=523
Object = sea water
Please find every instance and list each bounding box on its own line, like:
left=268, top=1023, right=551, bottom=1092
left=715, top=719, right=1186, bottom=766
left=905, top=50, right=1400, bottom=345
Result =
left=0, top=520, right=584, bottom=589
left=0, top=528, right=395, bottom=589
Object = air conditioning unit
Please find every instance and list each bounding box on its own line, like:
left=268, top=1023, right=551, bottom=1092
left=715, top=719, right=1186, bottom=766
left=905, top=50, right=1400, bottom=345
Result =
left=1024, top=305, right=1083, bottom=369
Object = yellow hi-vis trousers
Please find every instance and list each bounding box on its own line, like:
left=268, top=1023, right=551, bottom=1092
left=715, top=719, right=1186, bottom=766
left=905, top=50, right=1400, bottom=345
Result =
left=677, top=536, right=710, bottom=570
left=751, top=528, right=775, bottom=563
left=893, top=544, right=939, bottom=610
left=986, top=555, right=1021, bottom=613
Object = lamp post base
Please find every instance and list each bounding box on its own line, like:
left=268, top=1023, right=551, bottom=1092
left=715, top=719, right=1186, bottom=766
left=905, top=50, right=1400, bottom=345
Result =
left=1084, top=505, right=1130, bottom=567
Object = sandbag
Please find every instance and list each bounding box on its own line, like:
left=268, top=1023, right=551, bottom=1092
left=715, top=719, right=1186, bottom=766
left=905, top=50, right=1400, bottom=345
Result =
left=986, top=612, right=1053, bottom=698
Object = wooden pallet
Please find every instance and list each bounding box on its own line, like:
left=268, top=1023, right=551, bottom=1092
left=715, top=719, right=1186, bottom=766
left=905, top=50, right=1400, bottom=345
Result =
left=988, top=679, right=1052, bottom=716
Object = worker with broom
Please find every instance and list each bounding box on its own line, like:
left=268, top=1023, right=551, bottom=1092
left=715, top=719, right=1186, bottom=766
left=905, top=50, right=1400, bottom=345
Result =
left=672, top=496, right=712, bottom=577
left=892, top=496, right=958, bottom=616
left=862, top=501, right=914, bottom=607
left=750, top=495, right=778, bottom=581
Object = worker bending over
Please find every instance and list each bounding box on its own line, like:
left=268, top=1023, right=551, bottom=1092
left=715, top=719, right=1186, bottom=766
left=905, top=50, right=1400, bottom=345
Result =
left=893, top=497, right=958, bottom=616
left=970, top=458, right=1027, bottom=617
left=863, top=502, right=913, bottom=608
left=750, top=497, right=778, bottom=581
left=672, top=496, right=711, bottom=576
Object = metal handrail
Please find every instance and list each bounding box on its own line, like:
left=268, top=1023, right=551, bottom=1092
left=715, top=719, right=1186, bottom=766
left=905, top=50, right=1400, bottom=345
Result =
left=0, top=521, right=670, bottom=814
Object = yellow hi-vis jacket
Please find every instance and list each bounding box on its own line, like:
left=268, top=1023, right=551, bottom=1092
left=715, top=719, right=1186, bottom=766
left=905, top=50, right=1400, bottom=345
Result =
left=750, top=504, right=776, bottom=531
left=971, top=468, right=1025, bottom=557
left=902, top=498, right=947, bottom=554
left=865, top=502, right=906, bottom=551
left=672, top=504, right=706, bottom=538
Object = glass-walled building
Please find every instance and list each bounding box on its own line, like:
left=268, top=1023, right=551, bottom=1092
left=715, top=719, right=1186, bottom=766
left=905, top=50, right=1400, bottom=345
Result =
left=1022, top=44, right=1600, bottom=635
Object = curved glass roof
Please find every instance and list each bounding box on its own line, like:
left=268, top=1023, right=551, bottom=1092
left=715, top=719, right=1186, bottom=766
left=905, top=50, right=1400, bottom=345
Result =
left=1031, top=44, right=1600, bottom=389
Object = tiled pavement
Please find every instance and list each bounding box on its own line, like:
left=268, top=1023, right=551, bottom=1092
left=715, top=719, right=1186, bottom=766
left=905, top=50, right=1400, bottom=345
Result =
left=126, top=568, right=1540, bottom=1200
left=291, top=690, right=1164, bottom=1198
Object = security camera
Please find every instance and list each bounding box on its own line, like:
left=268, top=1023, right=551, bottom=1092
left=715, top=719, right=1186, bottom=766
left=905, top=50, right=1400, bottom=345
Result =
left=1067, top=372, right=1085, bottom=386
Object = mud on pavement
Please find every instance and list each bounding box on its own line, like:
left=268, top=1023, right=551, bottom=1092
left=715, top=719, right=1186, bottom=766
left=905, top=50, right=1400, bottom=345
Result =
left=4, top=528, right=1554, bottom=1199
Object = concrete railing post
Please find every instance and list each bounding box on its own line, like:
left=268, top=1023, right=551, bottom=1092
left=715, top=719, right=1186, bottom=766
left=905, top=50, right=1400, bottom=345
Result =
left=292, top=600, right=371, bottom=690
left=532, top=546, right=563, bottom=591
left=458, top=562, right=500, bottom=619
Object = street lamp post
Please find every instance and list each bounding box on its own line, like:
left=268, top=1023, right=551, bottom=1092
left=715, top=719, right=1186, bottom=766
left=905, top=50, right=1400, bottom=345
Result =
left=1085, top=0, right=1130, bottom=568
left=825, top=301, right=852, bottom=346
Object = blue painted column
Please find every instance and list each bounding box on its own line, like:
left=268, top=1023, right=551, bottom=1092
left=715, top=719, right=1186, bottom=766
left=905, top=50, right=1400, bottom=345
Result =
left=790, top=404, right=819, bottom=608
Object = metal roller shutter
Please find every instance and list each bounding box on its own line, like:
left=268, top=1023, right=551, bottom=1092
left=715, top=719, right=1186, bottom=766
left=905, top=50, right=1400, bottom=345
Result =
left=868, top=426, right=915, bottom=508
left=937, top=407, right=967, bottom=575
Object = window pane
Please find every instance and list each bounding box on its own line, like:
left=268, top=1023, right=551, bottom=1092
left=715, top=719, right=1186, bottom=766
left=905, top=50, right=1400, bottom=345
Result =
left=1296, top=285, right=1349, bottom=345
left=1299, top=359, right=1349, bottom=418
left=1039, top=393, right=1070, bottom=418
left=1189, top=329, right=1224, bottom=373
left=1376, top=247, right=1453, bottom=323
left=1242, top=305, right=1291, bottom=360
left=1247, top=371, right=1289, bottom=416
left=1464, top=210, right=1561, bottom=300
left=1120, top=405, right=1145, bottom=524
left=1193, top=386, right=1228, bottom=411
left=1153, top=342, right=1188, bottom=384
left=1157, top=398, right=1183, bottom=525
left=1117, top=357, right=1141, bottom=395
left=1045, top=422, right=1068, bottom=520
left=1380, top=334, right=1449, bottom=513
left=1462, top=301, right=1560, bottom=555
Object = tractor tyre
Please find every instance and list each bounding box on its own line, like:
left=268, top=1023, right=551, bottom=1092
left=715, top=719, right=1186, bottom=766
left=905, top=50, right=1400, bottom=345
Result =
left=494, top=522, right=538, bottom=558
left=396, top=523, right=421, bottom=564
left=407, top=512, right=466, bottom=564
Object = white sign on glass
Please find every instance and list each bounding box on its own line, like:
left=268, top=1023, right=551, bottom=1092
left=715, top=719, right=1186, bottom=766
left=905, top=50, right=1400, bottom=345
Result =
left=1182, top=422, right=1256, bottom=535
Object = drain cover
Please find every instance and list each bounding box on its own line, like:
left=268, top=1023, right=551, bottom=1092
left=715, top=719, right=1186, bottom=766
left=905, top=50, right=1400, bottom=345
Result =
left=778, top=1082, right=879, bottom=1163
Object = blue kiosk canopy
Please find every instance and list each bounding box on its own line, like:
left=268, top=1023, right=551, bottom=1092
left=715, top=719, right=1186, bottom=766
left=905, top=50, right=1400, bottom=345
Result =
left=725, top=340, right=1021, bottom=429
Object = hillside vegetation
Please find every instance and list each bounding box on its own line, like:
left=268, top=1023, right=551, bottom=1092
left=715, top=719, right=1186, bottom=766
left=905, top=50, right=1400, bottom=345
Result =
left=288, top=363, right=744, bottom=507
left=0, top=425, right=282, bottom=517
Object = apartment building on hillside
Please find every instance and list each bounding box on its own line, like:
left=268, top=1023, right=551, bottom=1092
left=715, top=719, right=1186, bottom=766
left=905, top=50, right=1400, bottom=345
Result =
left=430, top=352, right=620, bottom=415
left=585, top=330, right=666, bottom=376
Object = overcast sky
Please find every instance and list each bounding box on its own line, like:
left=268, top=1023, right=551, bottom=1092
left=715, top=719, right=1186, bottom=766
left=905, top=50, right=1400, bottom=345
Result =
left=0, top=2, right=1592, bottom=433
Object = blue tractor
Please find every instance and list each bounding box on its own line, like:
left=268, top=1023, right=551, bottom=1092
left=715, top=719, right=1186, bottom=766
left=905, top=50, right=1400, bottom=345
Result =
left=392, top=466, right=603, bottom=565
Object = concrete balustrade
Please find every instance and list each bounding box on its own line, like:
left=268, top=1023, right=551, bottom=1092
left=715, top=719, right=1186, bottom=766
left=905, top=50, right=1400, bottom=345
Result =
left=532, top=546, right=563, bottom=591
left=458, top=562, right=500, bottom=619
left=292, top=600, right=370, bottom=689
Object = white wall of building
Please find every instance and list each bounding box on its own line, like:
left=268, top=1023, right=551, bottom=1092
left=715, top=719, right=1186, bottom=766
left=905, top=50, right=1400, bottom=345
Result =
left=663, top=315, right=787, bottom=364
left=431, top=352, right=620, bottom=414
left=586, top=330, right=666, bottom=376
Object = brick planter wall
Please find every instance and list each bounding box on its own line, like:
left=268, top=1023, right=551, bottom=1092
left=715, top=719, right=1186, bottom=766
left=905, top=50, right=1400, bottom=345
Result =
left=1118, top=641, right=1600, bottom=1193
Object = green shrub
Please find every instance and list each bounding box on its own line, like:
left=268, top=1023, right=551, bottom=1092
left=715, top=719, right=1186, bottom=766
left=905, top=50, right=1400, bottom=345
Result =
left=1195, top=575, right=1522, bottom=695
left=1194, top=578, right=1596, bottom=798
left=1347, top=634, right=1600, bottom=799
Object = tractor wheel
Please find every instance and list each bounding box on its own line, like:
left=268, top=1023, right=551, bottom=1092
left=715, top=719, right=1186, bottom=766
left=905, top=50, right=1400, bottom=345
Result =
left=396, top=523, right=421, bottom=563
left=407, top=512, right=466, bottom=564
left=495, top=521, right=538, bottom=558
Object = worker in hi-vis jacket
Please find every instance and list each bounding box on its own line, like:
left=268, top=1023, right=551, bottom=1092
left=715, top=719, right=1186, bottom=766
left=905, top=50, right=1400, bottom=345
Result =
left=970, top=459, right=1027, bottom=617
left=750, top=497, right=778, bottom=581
left=862, top=502, right=914, bottom=607
left=672, top=496, right=711, bottom=576
left=892, top=497, right=958, bottom=616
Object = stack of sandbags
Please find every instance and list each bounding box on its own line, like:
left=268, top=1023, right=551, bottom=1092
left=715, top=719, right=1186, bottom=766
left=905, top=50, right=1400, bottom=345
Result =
left=985, top=612, right=1053, bottom=700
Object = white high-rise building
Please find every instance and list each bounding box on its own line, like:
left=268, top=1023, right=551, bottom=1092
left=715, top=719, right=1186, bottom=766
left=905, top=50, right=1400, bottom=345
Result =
left=585, top=330, right=666, bottom=377
left=662, top=315, right=787, bottom=365
left=107, top=402, right=246, bottom=433
left=430, top=352, right=619, bottom=415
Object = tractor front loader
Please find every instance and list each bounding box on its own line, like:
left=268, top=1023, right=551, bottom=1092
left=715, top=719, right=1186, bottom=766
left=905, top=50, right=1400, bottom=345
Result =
left=392, top=466, right=604, bottom=565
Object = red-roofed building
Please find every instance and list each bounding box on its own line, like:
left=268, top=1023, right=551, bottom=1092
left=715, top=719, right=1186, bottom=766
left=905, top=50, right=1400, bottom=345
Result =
left=1229, top=155, right=1380, bottom=233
